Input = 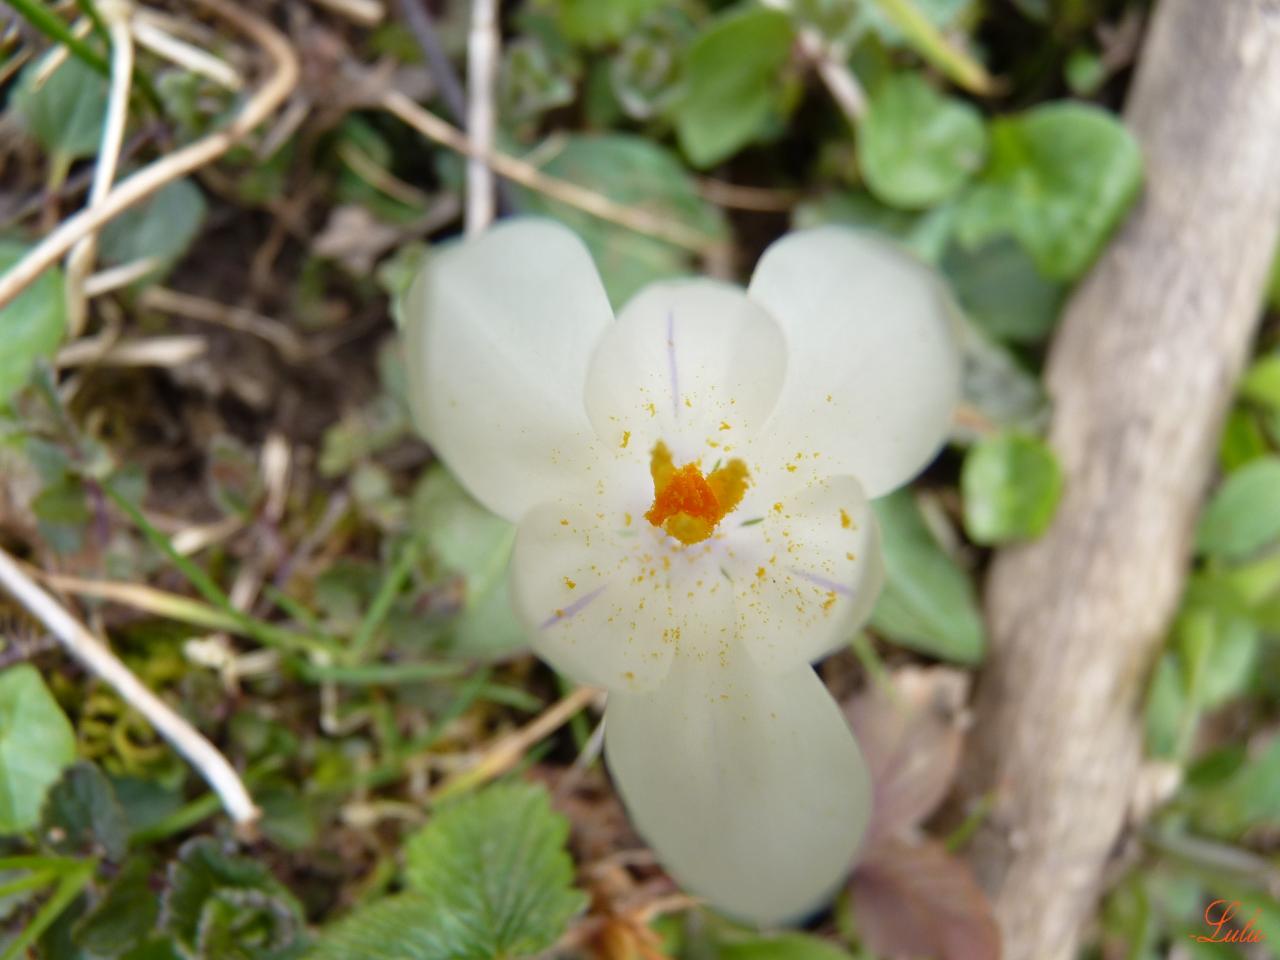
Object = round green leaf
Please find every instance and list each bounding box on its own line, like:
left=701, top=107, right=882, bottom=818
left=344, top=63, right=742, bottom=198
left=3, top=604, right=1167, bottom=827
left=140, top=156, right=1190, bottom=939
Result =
left=98, top=178, right=207, bottom=269
left=859, top=73, right=987, bottom=209
left=1196, top=456, right=1280, bottom=559
left=13, top=56, right=108, bottom=162
left=942, top=237, right=1065, bottom=343
left=956, top=102, right=1142, bottom=280
left=961, top=430, right=1063, bottom=544
left=674, top=8, right=795, bottom=169
left=0, top=242, right=67, bottom=409
left=0, top=665, right=77, bottom=833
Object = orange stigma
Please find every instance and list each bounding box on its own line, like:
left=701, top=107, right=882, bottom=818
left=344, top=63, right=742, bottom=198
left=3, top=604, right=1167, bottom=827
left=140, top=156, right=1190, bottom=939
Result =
left=644, top=441, right=749, bottom=545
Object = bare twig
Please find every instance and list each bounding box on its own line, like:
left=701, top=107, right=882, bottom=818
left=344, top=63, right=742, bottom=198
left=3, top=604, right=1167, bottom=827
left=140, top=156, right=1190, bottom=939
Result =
left=760, top=0, right=865, bottom=124
left=0, top=0, right=299, bottom=312
left=0, top=547, right=258, bottom=825
left=57, top=333, right=206, bottom=368
left=465, top=0, right=499, bottom=234
left=381, top=90, right=721, bottom=254
left=130, top=14, right=242, bottom=90
left=307, top=0, right=385, bottom=26
left=432, top=685, right=604, bottom=801
left=138, top=286, right=306, bottom=362
left=65, top=3, right=134, bottom=339
left=393, top=0, right=466, bottom=124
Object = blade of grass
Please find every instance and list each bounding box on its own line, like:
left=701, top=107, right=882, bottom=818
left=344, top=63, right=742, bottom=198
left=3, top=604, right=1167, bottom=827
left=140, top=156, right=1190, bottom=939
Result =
left=347, top=541, right=418, bottom=663
left=297, top=660, right=468, bottom=685
left=0, top=860, right=95, bottom=960
left=869, top=0, right=995, bottom=94
left=103, top=483, right=339, bottom=657
left=7, top=0, right=109, bottom=75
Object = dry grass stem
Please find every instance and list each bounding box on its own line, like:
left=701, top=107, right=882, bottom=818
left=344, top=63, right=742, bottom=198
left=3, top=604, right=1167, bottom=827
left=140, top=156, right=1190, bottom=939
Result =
left=380, top=90, right=721, bottom=254
left=0, top=548, right=259, bottom=824
left=465, top=0, right=499, bottom=234
left=0, top=0, right=300, bottom=312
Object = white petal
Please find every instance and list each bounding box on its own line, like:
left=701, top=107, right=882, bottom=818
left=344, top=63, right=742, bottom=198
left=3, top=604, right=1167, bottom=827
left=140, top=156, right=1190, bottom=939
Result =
left=403, top=219, right=614, bottom=522
left=584, top=279, right=787, bottom=464
left=511, top=500, right=736, bottom=692
left=605, top=653, right=870, bottom=925
left=747, top=227, right=961, bottom=498
left=723, top=473, right=883, bottom=671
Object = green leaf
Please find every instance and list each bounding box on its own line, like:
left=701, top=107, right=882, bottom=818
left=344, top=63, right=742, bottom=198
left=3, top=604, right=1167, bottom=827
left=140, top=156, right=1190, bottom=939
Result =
left=859, top=74, right=986, bottom=209
left=402, top=783, right=586, bottom=959
left=412, top=465, right=525, bottom=658
left=13, top=56, right=108, bottom=162
left=871, top=491, right=985, bottom=663
left=0, top=241, right=67, bottom=409
left=1266, top=245, right=1280, bottom=312
left=73, top=857, right=159, bottom=955
left=956, top=103, right=1142, bottom=280
left=307, top=894, right=460, bottom=960
left=942, top=237, right=1065, bottom=343
left=1240, top=353, right=1280, bottom=412
left=0, top=665, right=77, bottom=833
left=40, top=762, right=129, bottom=862
left=674, top=8, right=795, bottom=168
left=541, top=0, right=665, bottom=46
left=1218, top=408, right=1269, bottom=473
left=954, top=318, right=1050, bottom=441
left=162, top=837, right=306, bottom=960
left=1190, top=737, right=1280, bottom=838
left=514, top=133, right=726, bottom=305
left=1195, top=457, right=1280, bottom=559
left=98, top=178, right=207, bottom=273
left=718, top=934, right=855, bottom=960
left=961, top=431, right=1063, bottom=544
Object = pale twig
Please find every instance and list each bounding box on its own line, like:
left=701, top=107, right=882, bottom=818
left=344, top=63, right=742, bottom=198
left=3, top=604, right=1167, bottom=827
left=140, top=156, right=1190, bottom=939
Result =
left=380, top=90, right=721, bottom=254
left=130, top=15, right=242, bottom=90
left=65, top=4, right=134, bottom=339
left=56, top=333, right=207, bottom=368
left=307, top=0, right=385, bottom=26
left=432, top=685, right=604, bottom=801
left=0, top=547, right=258, bottom=825
left=83, top=255, right=166, bottom=296
left=759, top=0, right=865, bottom=124
left=337, top=139, right=433, bottom=209
left=465, top=0, right=499, bottom=234
left=31, top=18, right=93, bottom=88
left=0, top=0, right=299, bottom=312
left=696, top=177, right=801, bottom=212
left=138, top=285, right=306, bottom=362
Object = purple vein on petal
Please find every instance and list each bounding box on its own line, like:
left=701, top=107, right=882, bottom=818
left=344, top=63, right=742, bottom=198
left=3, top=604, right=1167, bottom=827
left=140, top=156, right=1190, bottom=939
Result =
left=666, top=308, right=680, bottom=417
left=792, top=568, right=854, bottom=597
left=539, top=584, right=607, bottom=629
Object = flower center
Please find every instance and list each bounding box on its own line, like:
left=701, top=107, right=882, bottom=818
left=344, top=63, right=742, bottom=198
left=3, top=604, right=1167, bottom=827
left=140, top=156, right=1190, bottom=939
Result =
left=644, top=441, right=749, bottom=546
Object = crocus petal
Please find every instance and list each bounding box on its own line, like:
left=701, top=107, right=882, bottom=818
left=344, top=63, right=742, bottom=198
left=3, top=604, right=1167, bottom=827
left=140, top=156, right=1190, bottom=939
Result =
left=403, top=220, right=615, bottom=522
left=511, top=500, right=736, bottom=692
left=605, top=653, right=870, bottom=925
left=584, top=280, right=788, bottom=462
left=747, top=227, right=961, bottom=499
left=724, top=473, right=883, bottom=671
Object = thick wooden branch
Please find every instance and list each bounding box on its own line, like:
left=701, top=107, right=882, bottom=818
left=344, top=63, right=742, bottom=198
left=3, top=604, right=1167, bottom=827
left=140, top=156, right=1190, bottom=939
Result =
left=958, top=2, right=1280, bottom=958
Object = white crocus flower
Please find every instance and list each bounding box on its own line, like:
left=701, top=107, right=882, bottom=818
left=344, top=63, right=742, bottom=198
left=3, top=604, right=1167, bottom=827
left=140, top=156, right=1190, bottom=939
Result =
left=403, top=219, right=960, bottom=925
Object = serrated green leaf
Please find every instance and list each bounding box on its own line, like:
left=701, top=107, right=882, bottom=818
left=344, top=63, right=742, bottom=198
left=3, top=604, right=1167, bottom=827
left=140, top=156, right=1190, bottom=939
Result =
left=98, top=178, right=207, bottom=275
left=73, top=857, right=158, bottom=955
left=162, top=837, right=305, bottom=960
left=956, top=103, right=1142, bottom=280
left=942, top=237, right=1064, bottom=343
left=961, top=430, right=1062, bottom=544
left=0, top=665, right=76, bottom=833
left=871, top=491, right=985, bottom=663
left=0, top=242, right=67, bottom=409
left=402, top=782, right=585, bottom=959
left=40, top=762, right=129, bottom=862
left=307, top=894, right=459, bottom=960
left=1196, top=457, right=1280, bottom=559
left=515, top=133, right=726, bottom=306
left=674, top=8, right=795, bottom=168
left=859, top=73, right=986, bottom=209
left=13, top=56, right=107, bottom=162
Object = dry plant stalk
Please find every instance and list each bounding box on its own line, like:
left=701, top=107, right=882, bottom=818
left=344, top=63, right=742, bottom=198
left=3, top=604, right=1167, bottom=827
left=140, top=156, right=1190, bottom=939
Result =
left=958, top=2, right=1280, bottom=957
left=465, top=0, right=499, bottom=234
left=0, top=0, right=299, bottom=312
